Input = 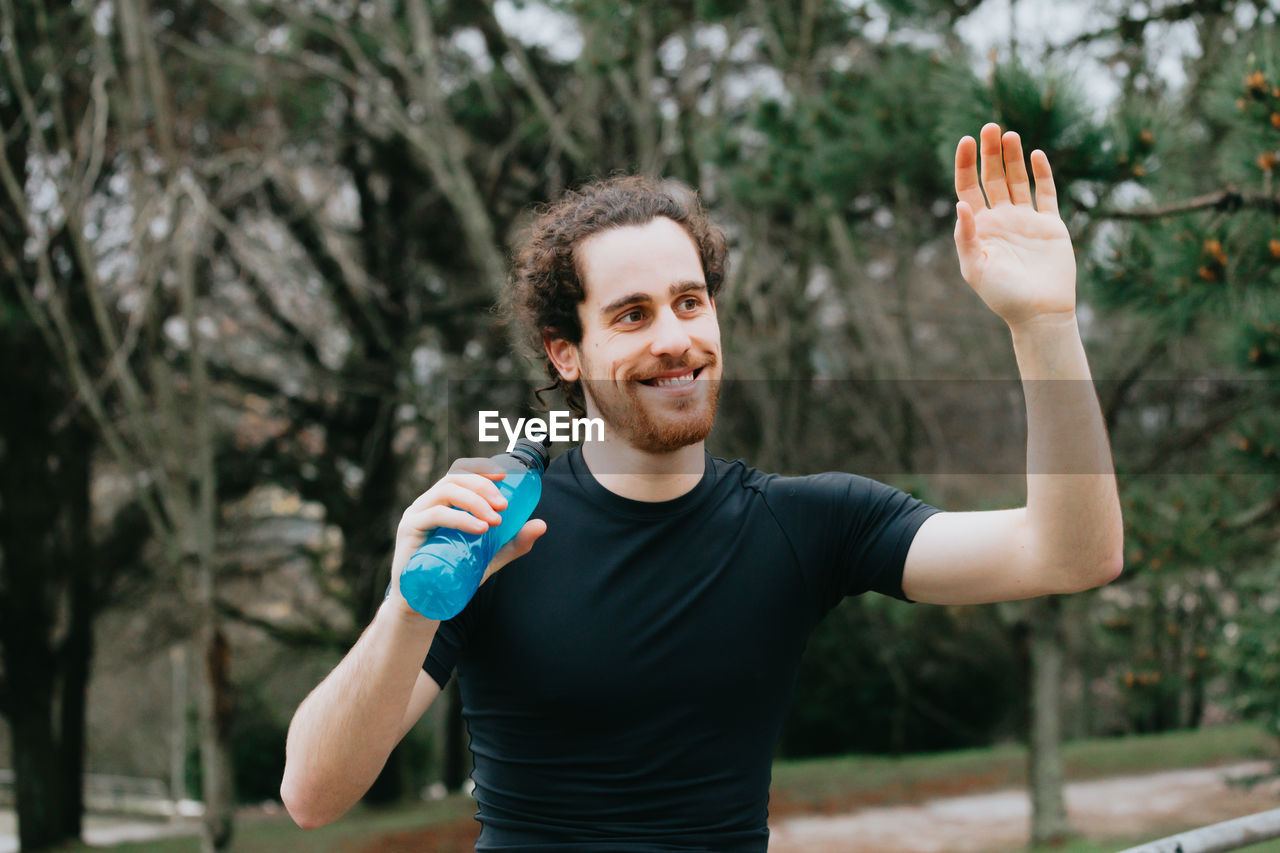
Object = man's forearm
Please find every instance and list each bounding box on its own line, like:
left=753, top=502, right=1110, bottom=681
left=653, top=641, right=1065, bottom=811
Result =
left=1010, top=312, right=1124, bottom=589
left=281, top=599, right=439, bottom=828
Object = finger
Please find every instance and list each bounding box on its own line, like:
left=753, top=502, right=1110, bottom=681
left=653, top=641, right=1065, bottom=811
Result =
left=432, top=483, right=503, bottom=526
left=953, top=201, right=985, bottom=284
left=402, top=505, right=491, bottom=537
left=954, top=136, right=987, bottom=210
left=1002, top=131, right=1032, bottom=205
left=483, top=519, right=548, bottom=583
left=443, top=472, right=509, bottom=511
left=979, top=122, right=1010, bottom=206
left=1030, top=149, right=1059, bottom=215
left=448, top=457, right=509, bottom=480
left=412, top=471, right=509, bottom=512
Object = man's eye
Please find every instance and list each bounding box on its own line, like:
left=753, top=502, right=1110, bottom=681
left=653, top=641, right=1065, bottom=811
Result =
left=680, top=297, right=700, bottom=310
left=620, top=310, right=644, bottom=323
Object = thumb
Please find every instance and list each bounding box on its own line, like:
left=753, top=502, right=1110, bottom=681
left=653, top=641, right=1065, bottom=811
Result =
left=953, top=201, right=985, bottom=284
left=481, top=519, right=547, bottom=586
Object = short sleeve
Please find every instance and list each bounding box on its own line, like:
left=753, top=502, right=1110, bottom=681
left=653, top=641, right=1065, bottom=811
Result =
left=422, top=594, right=483, bottom=689
left=762, top=472, right=940, bottom=613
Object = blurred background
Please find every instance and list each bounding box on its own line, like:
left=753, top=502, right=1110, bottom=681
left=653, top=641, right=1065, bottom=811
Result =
left=1, top=0, right=1279, bottom=851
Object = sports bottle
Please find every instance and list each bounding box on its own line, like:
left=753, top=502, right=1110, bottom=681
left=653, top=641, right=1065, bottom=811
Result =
left=399, top=438, right=549, bottom=620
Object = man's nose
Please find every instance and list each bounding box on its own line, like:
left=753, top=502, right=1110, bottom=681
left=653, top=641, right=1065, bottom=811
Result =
left=648, top=306, right=692, bottom=358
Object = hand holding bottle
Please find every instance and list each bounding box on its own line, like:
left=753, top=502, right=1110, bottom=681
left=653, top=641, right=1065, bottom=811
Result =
left=389, top=454, right=547, bottom=620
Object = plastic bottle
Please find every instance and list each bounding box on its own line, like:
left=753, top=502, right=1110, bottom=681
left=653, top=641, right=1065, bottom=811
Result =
left=399, top=438, right=549, bottom=620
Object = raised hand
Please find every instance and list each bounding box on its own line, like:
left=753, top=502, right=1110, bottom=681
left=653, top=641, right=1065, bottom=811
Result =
left=954, top=123, right=1076, bottom=329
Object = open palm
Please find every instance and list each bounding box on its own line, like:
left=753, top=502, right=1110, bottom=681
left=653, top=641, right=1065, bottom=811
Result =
left=953, top=124, right=1076, bottom=329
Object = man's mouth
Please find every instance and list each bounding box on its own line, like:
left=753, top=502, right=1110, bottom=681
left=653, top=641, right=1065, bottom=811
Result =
left=637, top=366, right=704, bottom=388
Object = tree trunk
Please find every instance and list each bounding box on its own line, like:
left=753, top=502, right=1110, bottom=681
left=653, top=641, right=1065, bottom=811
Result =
left=171, top=644, right=189, bottom=808
left=177, top=228, right=236, bottom=853
left=8, top=696, right=72, bottom=851
left=1028, top=595, right=1072, bottom=846
left=57, top=499, right=94, bottom=841
left=0, top=308, right=96, bottom=850
left=199, top=626, right=235, bottom=852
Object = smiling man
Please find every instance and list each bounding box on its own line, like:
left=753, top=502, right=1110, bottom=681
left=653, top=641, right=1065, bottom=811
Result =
left=281, top=124, right=1124, bottom=850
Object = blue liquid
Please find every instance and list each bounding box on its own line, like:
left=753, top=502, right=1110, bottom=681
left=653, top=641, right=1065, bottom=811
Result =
left=399, top=457, right=543, bottom=620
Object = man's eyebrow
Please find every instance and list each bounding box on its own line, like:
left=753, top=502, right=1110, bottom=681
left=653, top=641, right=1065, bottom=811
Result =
left=599, top=281, right=708, bottom=319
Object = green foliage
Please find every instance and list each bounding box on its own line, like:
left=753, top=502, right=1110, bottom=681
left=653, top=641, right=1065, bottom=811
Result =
left=1090, top=221, right=1224, bottom=335
left=933, top=59, right=1114, bottom=202
left=722, top=46, right=953, bottom=221
left=780, top=596, right=1024, bottom=756
left=1080, top=24, right=1280, bottom=743
left=1228, top=561, right=1280, bottom=738
left=1207, top=44, right=1280, bottom=184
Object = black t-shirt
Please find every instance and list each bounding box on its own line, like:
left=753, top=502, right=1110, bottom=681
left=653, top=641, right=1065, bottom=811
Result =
left=423, top=446, right=940, bottom=852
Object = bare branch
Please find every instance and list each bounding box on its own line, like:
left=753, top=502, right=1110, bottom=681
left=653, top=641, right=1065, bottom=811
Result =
left=1222, top=492, right=1280, bottom=531
left=1050, top=0, right=1227, bottom=53
left=61, top=173, right=188, bottom=503
left=216, top=598, right=352, bottom=653
left=128, top=0, right=176, bottom=161
left=1094, top=187, right=1280, bottom=220
left=7, top=241, right=174, bottom=543
left=1132, top=388, right=1271, bottom=475
left=0, top=0, right=57, bottom=170
left=75, top=61, right=111, bottom=202
left=475, top=0, right=587, bottom=165
left=634, top=4, right=658, bottom=173
left=0, top=236, right=62, bottom=361
left=260, top=175, right=394, bottom=353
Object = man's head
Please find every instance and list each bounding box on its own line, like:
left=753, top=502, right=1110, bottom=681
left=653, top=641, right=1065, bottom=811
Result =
left=507, top=176, right=727, bottom=453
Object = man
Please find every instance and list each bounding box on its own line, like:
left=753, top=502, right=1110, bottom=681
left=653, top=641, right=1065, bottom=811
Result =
left=280, top=123, right=1123, bottom=848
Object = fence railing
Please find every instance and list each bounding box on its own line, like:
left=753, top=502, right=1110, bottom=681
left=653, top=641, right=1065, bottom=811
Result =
left=1118, top=808, right=1280, bottom=853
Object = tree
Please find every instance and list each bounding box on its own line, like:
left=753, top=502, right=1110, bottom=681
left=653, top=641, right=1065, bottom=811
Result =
left=1086, top=21, right=1280, bottom=744
left=0, top=0, right=237, bottom=847
left=0, top=1, right=155, bottom=848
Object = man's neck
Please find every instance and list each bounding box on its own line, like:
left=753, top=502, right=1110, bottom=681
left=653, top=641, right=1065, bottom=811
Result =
left=580, top=436, right=706, bottom=503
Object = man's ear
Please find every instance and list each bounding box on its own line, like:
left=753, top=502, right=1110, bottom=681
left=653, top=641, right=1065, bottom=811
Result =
left=544, top=334, right=580, bottom=382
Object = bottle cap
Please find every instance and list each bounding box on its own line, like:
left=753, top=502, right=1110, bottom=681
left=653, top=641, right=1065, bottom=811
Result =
left=507, top=437, right=550, bottom=473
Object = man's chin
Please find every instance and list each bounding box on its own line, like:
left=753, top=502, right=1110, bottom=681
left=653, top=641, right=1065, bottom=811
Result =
left=623, top=399, right=717, bottom=453
left=582, top=378, right=720, bottom=453
left=627, top=425, right=713, bottom=455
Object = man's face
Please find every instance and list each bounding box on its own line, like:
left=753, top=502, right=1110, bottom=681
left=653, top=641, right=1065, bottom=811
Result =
left=547, top=217, right=723, bottom=454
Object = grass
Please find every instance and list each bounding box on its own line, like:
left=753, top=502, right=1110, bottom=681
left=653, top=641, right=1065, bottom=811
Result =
left=57, top=798, right=478, bottom=853
left=49, top=723, right=1280, bottom=852
left=769, top=721, right=1280, bottom=812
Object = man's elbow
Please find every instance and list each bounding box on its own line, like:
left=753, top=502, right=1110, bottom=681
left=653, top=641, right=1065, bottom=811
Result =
left=1089, top=552, right=1123, bottom=588
left=1068, top=551, right=1123, bottom=593
left=280, top=774, right=339, bottom=831
left=1094, top=526, right=1126, bottom=587
left=1042, top=548, right=1122, bottom=595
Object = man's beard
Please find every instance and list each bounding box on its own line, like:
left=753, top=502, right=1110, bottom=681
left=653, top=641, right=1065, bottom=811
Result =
left=579, top=356, right=720, bottom=454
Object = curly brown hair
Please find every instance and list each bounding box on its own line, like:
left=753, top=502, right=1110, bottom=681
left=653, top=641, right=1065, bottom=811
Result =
left=504, top=175, right=728, bottom=419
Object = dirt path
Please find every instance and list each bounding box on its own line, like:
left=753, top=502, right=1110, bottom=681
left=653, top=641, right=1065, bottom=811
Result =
left=3, top=761, right=1275, bottom=852
left=767, top=761, right=1280, bottom=853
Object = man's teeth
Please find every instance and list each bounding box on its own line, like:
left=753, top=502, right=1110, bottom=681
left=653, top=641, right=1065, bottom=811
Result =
left=653, top=371, right=695, bottom=387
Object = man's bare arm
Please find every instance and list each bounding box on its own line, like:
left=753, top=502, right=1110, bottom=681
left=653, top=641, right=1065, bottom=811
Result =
left=903, top=316, right=1123, bottom=604
left=280, top=456, right=546, bottom=828
left=280, top=602, right=440, bottom=829
left=397, top=669, right=444, bottom=743
left=901, top=124, right=1123, bottom=605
